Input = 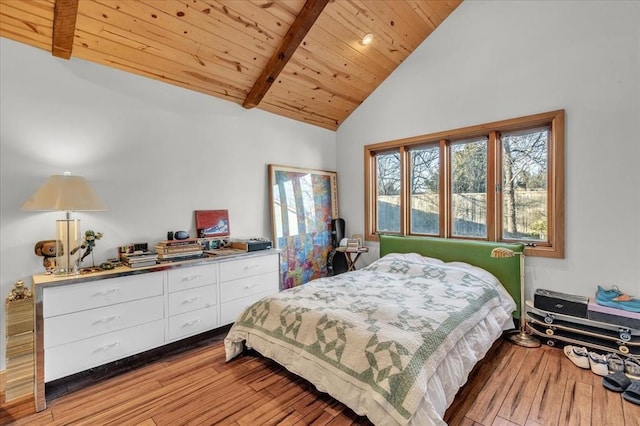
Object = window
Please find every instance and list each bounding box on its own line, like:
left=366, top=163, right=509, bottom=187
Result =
left=376, top=151, right=401, bottom=233
left=364, top=110, right=564, bottom=258
left=451, top=137, right=488, bottom=238
left=410, top=145, right=440, bottom=235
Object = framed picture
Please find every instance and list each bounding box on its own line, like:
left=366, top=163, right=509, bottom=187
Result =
left=268, top=164, right=338, bottom=289
left=195, top=210, right=230, bottom=238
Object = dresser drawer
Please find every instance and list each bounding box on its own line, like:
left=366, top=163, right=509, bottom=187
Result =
left=167, top=306, right=217, bottom=341
left=45, top=320, right=164, bottom=382
left=167, top=263, right=217, bottom=293
left=220, top=290, right=273, bottom=326
left=43, top=273, right=164, bottom=318
left=220, top=271, right=279, bottom=303
left=219, top=253, right=278, bottom=282
left=168, top=285, right=217, bottom=317
left=44, top=295, right=164, bottom=349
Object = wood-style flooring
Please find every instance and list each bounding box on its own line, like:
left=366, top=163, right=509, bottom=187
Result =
left=2, top=332, right=640, bottom=425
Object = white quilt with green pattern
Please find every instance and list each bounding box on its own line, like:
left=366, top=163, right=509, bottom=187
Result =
left=225, top=253, right=515, bottom=425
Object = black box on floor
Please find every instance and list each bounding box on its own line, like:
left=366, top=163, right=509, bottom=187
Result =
left=534, top=288, right=589, bottom=318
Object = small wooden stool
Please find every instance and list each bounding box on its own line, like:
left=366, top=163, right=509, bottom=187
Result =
left=5, top=281, right=34, bottom=401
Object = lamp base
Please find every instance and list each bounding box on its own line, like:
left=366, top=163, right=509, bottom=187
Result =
left=507, top=329, right=541, bottom=348
left=55, top=218, right=81, bottom=276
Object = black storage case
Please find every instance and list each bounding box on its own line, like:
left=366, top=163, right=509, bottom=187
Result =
left=534, top=289, right=589, bottom=318
left=587, top=301, right=640, bottom=330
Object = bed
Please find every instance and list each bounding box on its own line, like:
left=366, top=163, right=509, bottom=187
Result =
left=224, top=235, right=524, bottom=425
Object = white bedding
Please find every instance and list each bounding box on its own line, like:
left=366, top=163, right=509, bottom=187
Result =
left=225, top=253, right=516, bottom=425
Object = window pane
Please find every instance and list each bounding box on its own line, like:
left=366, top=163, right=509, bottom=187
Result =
left=376, top=151, right=401, bottom=233
left=451, top=137, right=487, bottom=238
left=410, top=145, right=439, bottom=235
left=501, top=127, right=549, bottom=242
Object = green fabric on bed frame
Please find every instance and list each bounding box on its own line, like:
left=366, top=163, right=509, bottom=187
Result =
left=379, top=235, right=525, bottom=319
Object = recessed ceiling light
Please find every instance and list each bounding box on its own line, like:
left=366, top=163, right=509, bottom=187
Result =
left=361, top=33, right=374, bottom=46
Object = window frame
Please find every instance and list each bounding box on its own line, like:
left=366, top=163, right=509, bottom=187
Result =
left=364, top=110, right=565, bottom=258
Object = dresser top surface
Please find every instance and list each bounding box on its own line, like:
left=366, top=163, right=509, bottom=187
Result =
left=32, top=249, right=280, bottom=287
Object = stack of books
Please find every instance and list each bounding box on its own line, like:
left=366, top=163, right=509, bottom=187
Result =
left=345, top=239, right=360, bottom=252
left=121, top=251, right=158, bottom=268
left=155, top=239, right=204, bottom=262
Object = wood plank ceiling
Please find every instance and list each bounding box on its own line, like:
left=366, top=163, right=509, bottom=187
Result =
left=0, top=0, right=462, bottom=130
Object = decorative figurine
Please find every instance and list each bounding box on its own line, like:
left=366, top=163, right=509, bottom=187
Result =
left=79, top=230, right=103, bottom=267
left=34, top=240, right=61, bottom=274
left=6, top=280, right=33, bottom=302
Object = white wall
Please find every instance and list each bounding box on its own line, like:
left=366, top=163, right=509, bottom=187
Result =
left=0, top=37, right=336, bottom=370
left=338, top=1, right=640, bottom=300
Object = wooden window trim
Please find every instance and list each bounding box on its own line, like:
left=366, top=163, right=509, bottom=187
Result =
left=440, top=139, right=448, bottom=238
left=364, top=110, right=565, bottom=258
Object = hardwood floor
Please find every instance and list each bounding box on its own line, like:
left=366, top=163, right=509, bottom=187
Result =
left=2, top=333, right=640, bottom=425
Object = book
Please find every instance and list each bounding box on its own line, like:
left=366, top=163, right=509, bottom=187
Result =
left=157, top=250, right=203, bottom=259
left=121, top=250, right=158, bottom=267
left=121, top=252, right=158, bottom=262
left=123, top=259, right=158, bottom=268
left=156, top=239, right=199, bottom=247
left=157, top=253, right=205, bottom=262
left=155, top=244, right=201, bottom=254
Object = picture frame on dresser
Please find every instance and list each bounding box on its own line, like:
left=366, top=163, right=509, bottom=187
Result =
left=194, top=209, right=230, bottom=238
left=268, top=164, right=338, bottom=289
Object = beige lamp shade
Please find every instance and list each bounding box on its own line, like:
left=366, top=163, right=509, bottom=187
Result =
left=21, top=174, right=107, bottom=212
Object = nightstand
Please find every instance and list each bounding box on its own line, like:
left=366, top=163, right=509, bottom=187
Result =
left=335, top=246, right=368, bottom=272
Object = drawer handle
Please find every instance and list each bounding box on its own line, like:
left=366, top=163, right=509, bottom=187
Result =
left=94, top=342, right=120, bottom=352
left=182, top=274, right=202, bottom=282
left=182, top=296, right=201, bottom=304
left=94, top=315, right=121, bottom=325
left=244, top=283, right=259, bottom=290
left=182, top=318, right=201, bottom=328
left=94, top=288, right=120, bottom=297
left=243, top=264, right=259, bottom=271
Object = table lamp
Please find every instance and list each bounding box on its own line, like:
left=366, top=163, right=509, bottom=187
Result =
left=21, top=172, right=107, bottom=275
left=491, top=247, right=540, bottom=348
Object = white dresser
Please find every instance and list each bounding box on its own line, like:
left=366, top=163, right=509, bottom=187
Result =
left=32, top=250, right=280, bottom=411
left=219, top=255, right=280, bottom=325
left=166, top=263, right=218, bottom=341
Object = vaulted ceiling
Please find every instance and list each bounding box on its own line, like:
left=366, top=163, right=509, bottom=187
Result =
left=0, top=0, right=462, bottom=130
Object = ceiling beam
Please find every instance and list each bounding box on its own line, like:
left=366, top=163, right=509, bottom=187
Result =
left=52, top=0, right=79, bottom=59
left=243, top=0, right=329, bottom=109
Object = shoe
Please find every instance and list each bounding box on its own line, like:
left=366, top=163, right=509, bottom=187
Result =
left=625, top=357, right=640, bottom=380
left=595, top=285, right=640, bottom=313
left=588, top=352, right=609, bottom=376
left=607, top=353, right=625, bottom=373
left=603, top=371, right=632, bottom=392
left=564, top=345, right=590, bottom=369
left=596, top=285, right=623, bottom=302
left=622, top=381, right=640, bottom=405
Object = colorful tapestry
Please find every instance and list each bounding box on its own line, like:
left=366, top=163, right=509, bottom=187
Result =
left=271, top=168, right=337, bottom=288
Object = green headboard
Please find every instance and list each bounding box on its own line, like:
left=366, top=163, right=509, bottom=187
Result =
left=379, top=235, right=525, bottom=319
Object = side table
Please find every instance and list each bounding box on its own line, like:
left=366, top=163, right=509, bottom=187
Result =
left=335, top=246, right=369, bottom=272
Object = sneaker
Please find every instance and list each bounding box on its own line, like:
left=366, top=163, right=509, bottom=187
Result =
left=564, top=345, right=590, bottom=369
left=624, top=357, right=640, bottom=380
left=596, top=285, right=623, bottom=302
left=607, top=353, right=625, bottom=373
left=588, top=352, right=609, bottom=376
left=595, top=285, right=640, bottom=313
